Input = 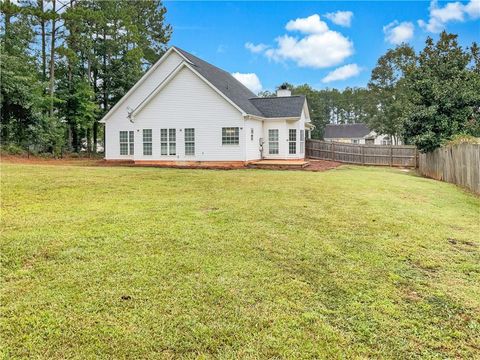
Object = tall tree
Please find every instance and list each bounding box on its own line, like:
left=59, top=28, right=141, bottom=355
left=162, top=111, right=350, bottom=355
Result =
left=403, top=32, right=480, bottom=152
left=367, top=44, right=416, bottom=144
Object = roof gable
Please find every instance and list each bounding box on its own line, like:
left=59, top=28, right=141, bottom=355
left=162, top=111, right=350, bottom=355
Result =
left=131, top=62, right=246, bottom=119
left=102, top=46, right=308, bottom=121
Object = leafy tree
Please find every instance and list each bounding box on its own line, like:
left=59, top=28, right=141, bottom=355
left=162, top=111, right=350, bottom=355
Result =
left=367, top=44, right=416, bottom=144
left=403, top=32, right=480, bottom=152
left=1, top=0, right=171, bottom=154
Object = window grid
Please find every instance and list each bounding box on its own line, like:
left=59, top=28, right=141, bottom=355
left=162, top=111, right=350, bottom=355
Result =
left=289, top=129, right=296, bottom=154
left=143, top=129, right=152, bottom=155
left=222, top=127, right=239, bottom=145
left=129, top=131, right=134, bottom=155
left=268, top=129, right=279, bottom=155
left=169, top=128, right=176, bottom=155
left=160, top=129, right=176, bottom=155
left=250, top=128, right=254, bottom=141
left=185, top=128, right=195, bottom=156
left=120, top=131, right=134, bottom=155
left=120, top=131, right=128, bottom=155
left=161, top=129, right=168, bottom=155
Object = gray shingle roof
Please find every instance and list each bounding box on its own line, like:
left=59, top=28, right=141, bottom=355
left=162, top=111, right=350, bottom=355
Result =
left=324, top=124, right=371, bottom=139
left=249, top=96, right=306, bottom=118
left=173, top=46, right=305, bottom=118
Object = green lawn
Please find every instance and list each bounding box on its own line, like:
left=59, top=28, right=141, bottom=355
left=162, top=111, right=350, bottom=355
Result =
left=1, top=162, right=479, bottom=359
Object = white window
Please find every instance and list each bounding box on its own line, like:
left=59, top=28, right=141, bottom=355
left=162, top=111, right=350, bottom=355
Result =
left=161, top=129, right=168, bottom=155
left=300, top=130, right=305, bottom=153
left=289, top=129, right=296, bottom=154
left=352, top=139, right=359, bottom=144
left=222, top=127, right=239, bottom=145
left=382, top=137, right=391, bottom=145
left=250, top=128, right=254, bottom=141
left=185, top=128, right=195, bottom=156
left=268, top=129, right=279, bottom=155
left=143, top=129, right=152, bottom=155
left=120, top=131, right=134, bottom=155
left=169, top=129, right=176, bottom=155
left=120, top=131, right=128, bottom=155
left=160, top=129, right=176, bottom=155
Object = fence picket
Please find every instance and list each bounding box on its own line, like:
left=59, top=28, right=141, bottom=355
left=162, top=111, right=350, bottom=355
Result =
left=306, top=140, right=417, bottom=167
left=418, top=143, right=480, bottom=194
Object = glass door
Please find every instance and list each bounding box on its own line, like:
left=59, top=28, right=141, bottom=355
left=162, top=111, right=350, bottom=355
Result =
left=268, top=129, right=279, bottom=155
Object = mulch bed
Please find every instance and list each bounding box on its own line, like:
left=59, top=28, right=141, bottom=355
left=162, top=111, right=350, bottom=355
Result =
left=1, top=155, right=342, bottom=172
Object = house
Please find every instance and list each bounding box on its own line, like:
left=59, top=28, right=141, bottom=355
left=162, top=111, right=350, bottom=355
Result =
left=323, top=124, right=400, bottom=145
left=100, top=46, right=313, bottom=166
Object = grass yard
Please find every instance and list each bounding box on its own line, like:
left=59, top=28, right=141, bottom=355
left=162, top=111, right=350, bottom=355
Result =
left=1, top=162, right=479, bottom=359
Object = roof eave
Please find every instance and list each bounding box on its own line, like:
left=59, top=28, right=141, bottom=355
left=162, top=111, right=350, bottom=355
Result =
left=245, top=114, right=300, bottom=121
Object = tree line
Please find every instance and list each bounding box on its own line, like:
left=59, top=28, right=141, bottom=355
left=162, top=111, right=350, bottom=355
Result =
left=289, top=32, right=479, bottom=152
left=1, top=0, right=171, bottom=155
left=1, top=2, right=478, bottom=155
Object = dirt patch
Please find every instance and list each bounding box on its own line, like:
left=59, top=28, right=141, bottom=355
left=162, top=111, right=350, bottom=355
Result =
left=303, top=159, right=342, bottom=171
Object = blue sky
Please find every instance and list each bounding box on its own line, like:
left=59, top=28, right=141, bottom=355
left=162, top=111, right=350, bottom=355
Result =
left=165, top=1, right=480, bottom=92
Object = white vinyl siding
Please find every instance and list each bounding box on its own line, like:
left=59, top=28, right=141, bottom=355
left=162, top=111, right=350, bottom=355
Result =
left=132, top=66, right=245, bottom=161
left=245, top=118, right=262, bottom=161
left=104, top=51, right=183, bottom=159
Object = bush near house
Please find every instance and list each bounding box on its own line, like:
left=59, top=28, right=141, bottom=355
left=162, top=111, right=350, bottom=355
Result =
left=1, top=163, right=479, bottom=358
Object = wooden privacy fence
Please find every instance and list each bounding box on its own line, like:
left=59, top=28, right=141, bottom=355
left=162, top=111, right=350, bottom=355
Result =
left=418, top=143, right=480, bottom=194
left=306, top=140, right=418, bottom=167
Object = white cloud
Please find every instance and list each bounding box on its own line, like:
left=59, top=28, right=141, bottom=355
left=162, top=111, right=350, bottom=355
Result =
left=465, top=0, right=480, bottom=18
left=419, top=0, right=480, bottom=33
left=383, top=21, right=415, bottom=45
left=265, top=32, right=353, bottom=68
left=286, top=14, right=329, bottom=34
left=231, top=72, right=263, bottom=93
left=324, top=11, right=354, bottom=27
left=250, top=14, right=354, bottom=69
left=245, top=42, right=269, bottom=54
left=322, top=64, right=361, bottom=83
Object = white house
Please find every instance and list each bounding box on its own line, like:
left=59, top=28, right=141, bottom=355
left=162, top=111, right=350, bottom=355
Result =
left=323, top=124, right=401, bottom=145
left=100, top=46, right=313, bottom=166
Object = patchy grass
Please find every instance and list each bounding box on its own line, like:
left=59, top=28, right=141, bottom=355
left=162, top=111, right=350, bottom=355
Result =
left=1, top=163, right=479, bottom=359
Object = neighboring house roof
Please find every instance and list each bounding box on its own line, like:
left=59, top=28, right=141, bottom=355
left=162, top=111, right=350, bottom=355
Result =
left=249, top=96, right=306, bottom=118
left=324, top=123, right=371, bottom=139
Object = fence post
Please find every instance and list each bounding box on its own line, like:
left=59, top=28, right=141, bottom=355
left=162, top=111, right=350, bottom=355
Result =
left=332, top=142, right=335, bottom=161
left=361, top=145, right=365, bottom=165
left=390, top=146, right=393, bottom=166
